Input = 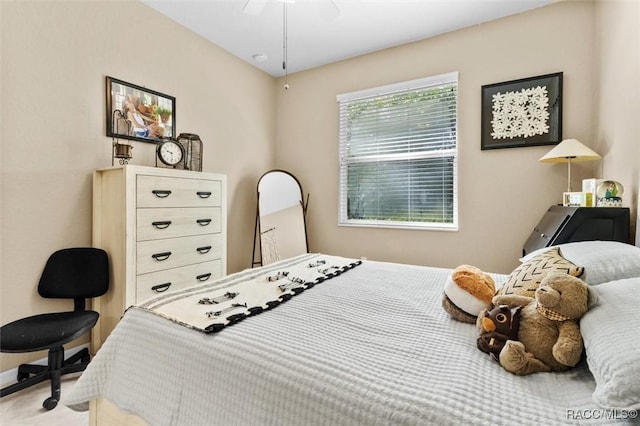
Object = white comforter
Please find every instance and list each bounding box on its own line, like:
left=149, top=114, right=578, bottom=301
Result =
left=67, top=254, right=625, bottom=425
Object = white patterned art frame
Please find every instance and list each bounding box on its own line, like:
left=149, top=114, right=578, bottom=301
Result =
left=481, top=72, right=562, bottom=150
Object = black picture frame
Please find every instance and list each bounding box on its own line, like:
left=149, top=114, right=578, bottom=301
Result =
left=481, top=72, right=562, bottom=150
left=106, top=76, right=175, bottom=143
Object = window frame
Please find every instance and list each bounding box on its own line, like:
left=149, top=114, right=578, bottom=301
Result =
left=337, top=72, right=459, bottom=231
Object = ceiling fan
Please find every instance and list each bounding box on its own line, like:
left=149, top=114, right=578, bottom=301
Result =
left=243, top=0, right=340, bottom=21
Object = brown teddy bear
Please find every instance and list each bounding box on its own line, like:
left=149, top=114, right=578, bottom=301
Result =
left=477, top=271, right=599, bottom=375
left=442, top=265, right=496, bottom=324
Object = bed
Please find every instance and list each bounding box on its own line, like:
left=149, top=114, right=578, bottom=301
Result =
left=66, top=241, right=640, bottom=425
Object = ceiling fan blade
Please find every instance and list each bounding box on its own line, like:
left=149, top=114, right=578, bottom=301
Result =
left=243, top=0, right=267, bottom=16
left=316, top=0, right=340, bottom=21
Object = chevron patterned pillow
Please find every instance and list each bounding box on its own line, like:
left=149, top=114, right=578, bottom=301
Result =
left=498, top=247, right=584, bottom=298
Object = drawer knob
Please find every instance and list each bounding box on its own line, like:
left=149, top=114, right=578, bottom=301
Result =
left=196, top=246, right=212, bottom=254
left=152, top=190, right=172, bottom=198
left=197, top=191, right=212, bottom=199
left=152, top=220, right=172, bottom=229
left=196, top=218, right=212, bottom=226
left=151, top=283, right=172, bottom=293
left=196, top=273, right=212, bottom=282
left=152, top=251, right=172, bottom=261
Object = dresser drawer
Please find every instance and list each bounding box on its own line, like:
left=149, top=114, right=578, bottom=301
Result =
left=137, top=234, right=223, bottom=274
left=137, top=207, right=221, bottom=241
left=136, top=260, right=223, bottom=303
left=137, top=175, right=221, bottom=208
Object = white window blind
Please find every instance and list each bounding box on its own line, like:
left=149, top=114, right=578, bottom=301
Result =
left=337, top=72, right=458, bottom=230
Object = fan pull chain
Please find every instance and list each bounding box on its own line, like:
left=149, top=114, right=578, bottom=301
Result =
left=283, top=1, right=289, bottom=91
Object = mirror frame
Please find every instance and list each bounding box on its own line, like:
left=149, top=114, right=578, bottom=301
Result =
left=252, top=170, right=309, bottom=267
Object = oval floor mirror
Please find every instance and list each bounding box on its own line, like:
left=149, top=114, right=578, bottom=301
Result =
left=252, top=170, right=309, bottom=266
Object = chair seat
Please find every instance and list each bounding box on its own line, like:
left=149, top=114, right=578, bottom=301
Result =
left=1, top=311, right=99, bottom=353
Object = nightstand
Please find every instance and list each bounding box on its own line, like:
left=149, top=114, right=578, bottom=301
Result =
left=522, top=206, right=630, bottom=256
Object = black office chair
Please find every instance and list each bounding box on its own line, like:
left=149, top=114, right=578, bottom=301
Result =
left=0, top=248, right=109, bottom=410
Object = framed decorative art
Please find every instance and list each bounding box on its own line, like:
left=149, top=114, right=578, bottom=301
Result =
left=106, top=76, right=175, bottom=143
left=481, top=72, right=562, bottom=150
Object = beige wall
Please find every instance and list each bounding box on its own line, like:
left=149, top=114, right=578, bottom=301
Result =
left=1, top=0, right=275, bottom=371
left=593, top=0, right=640, bottom=238
left=275, top=1, right=613, bottom=273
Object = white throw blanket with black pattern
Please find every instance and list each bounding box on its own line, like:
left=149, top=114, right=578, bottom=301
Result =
left=137, top=254, right=362, bottom=333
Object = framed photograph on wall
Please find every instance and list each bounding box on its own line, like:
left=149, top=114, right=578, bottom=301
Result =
left=481, top=72, right=562, bottom=150
left=106, top=76, right=175, bottom=143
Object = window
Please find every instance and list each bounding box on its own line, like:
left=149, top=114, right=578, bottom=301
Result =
left=337, top=72, right=458, bottom=230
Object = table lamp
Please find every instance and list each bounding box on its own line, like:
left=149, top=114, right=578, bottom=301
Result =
left=539, top=139, right=601, bottom=192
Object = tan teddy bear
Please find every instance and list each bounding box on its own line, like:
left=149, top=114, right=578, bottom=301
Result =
left=442, top=265, right=496, bottom=324
left=477, top=271, right=598, bottom=375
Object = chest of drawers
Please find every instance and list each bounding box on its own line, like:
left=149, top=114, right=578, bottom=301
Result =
left=92, top=165, right=227, bottom=350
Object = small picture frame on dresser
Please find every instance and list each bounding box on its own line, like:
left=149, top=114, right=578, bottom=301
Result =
left=106, top=76, right=176, bottom=143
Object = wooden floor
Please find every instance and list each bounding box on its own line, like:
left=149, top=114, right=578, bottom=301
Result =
left=0, top=374, right=87, bottom=426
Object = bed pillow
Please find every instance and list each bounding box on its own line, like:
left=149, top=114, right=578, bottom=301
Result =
left=499, top=247, right=583, bottom=297
left=521, top=241, right=640, bottom=285
left=556, top=241, right=640, bottom=285
left=581, top=277, right=640, bottom=409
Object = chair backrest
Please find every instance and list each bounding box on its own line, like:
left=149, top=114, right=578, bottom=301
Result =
left=38, top=248, right=109, bottom=300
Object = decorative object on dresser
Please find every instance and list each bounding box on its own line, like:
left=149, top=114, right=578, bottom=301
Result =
left=92, top=165, right=227, bottom=351
left=155, top=138, right=184, bottom=167
left=562, top=191, right=593, bottom=207
left=106, top=76, right=175, bottom=143
left=538, top=138, right=601, bottom=192
left=582, top=178, right=625, bottom=207
left=522, top=205, right=630, bottom=257
left=481, top=72, right=562, bottom=150
left=111, top=110, right=133, bottom=165
left=175, top=133, right=203, bottom=171
left=596, top=180, right=624, bottom=207
left=252, top=170, right=309, bottom=267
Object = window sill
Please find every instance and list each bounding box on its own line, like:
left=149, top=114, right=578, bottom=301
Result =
left=338, top=221, right=458, bottom=232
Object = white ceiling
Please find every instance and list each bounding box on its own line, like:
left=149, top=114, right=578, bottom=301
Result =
left=143, top=0, right=553, bottom=77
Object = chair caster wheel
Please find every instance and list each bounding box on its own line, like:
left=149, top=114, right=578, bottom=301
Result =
left=43, top=397, right=58, bottom=410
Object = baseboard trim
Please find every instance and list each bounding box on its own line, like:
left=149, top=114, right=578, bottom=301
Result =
left=0, top=344, right=89, bottom=388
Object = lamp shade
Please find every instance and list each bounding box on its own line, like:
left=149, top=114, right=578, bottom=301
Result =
left=539, top=139, right=601, bottom=163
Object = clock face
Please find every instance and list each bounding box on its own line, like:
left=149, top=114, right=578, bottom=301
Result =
left=158, top=140, right=183, bottom=166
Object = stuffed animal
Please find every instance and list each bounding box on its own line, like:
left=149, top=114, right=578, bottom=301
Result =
left=477, top=271, right=599, bottom=375
left=442, top=265, right=496, bottom=324
left=477, top=304, right=522, bottom=362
